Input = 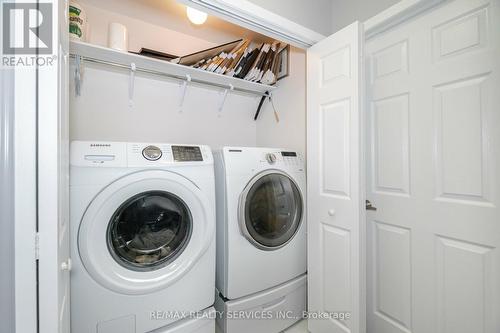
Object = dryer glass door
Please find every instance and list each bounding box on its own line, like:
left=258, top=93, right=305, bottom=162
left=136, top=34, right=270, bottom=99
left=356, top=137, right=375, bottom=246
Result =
left=241, top=172, right=303, bottom=250
left=107, top=190, right=192, bottom=271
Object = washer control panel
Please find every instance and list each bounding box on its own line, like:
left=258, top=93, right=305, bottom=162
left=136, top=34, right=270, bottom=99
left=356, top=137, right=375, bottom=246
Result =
left=129, top=143, right=210, bottom=166
left=265, top=153, right=277, bottom=164
left=142, top=145, right=162, bottom=161
left=281, top=151, right=297, bottom=157
left=172, top=145, right=203, bottom=162
left=70, top=141, right=213, bottom=167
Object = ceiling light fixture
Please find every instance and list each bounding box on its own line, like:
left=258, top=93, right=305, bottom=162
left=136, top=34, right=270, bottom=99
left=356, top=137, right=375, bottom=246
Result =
left=186, top=6, right=207, bottom=25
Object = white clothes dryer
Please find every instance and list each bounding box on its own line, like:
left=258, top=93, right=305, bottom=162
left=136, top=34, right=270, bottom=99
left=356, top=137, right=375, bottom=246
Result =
left=214, top=147, right=307, bottom=300
left=70, top=141, right=215, bottom=333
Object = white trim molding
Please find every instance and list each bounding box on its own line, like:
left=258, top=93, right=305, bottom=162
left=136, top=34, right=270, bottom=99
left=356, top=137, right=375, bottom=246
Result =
left=0, top=64, right=16, bottom=333
left=13, top=47, right=38, bottom=333
left=364, top=0, right=447, bottom=39
left=177, top=0, right=326, bottom=48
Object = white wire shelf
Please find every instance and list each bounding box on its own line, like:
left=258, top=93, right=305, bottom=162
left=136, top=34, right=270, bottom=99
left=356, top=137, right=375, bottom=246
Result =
left=69, top=41, right=276, bottom=97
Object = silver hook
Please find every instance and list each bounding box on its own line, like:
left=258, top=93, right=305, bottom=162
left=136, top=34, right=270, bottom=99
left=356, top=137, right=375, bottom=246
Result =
left=128, top=62, right=136, bottom=108
left=179, top=74, right=192, bottom=112
left=218, top=84, right=234, bottom=116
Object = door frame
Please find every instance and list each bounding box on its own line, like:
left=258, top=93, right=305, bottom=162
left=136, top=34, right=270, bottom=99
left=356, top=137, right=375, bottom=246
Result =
left=4, top=0, right=48, bottom=328
left=3, top=42, right=39, bottom=333
left=177, top=0, right=326, bottom=48
left=364, top=0, right=446, bottom=39
left=0, top=64, right=16, bottom=333
left=13, top=66, right=39, bottom=333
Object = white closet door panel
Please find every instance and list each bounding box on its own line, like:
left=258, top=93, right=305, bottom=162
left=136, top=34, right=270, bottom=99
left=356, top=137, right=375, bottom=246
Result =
left=307, top=21, right=365, bottom=333
left=38, top=1, right=71, bottom=333
left=366, top=0, right=500, bottom=333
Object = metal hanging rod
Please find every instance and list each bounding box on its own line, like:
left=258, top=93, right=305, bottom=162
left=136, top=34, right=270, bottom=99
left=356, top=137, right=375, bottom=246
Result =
left=69, top=53, right=271, bottom=98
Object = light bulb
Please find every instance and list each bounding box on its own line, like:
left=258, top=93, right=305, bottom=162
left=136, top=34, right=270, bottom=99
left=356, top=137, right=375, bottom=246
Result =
left=186, top=6, right=207, bottom=25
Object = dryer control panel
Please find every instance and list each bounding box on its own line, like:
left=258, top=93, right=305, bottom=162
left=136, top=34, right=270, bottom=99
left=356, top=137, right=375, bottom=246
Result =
left=222, top=147, right=305, bottom=175
left=259, top=150, right=304, bottom=168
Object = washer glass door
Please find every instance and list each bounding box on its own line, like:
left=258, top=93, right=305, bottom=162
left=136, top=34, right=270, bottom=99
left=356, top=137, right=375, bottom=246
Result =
left=108, top=191, right=192, bottom=271
left=240, top=171, right=303, bottom=250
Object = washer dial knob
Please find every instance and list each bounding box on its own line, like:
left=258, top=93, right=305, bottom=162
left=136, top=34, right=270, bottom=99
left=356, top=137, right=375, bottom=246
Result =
left=142, top=145, right=162, bottom=161
left=266, top=153, right=277, bottom=164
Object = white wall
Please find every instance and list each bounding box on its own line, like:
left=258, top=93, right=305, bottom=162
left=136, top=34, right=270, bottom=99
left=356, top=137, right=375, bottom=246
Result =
left=70, top=62, right=260, bottom=147
left=256, top=47, right=306, bottom=154
left=331, top=0, right=401, bottom=32
left=246, top=0, right=333, bottom=36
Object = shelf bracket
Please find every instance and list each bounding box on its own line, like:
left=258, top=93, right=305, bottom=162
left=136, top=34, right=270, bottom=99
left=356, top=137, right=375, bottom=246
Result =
left=178, top=74, right=192, bottom=112
left=74, top=55, right=82, bottom=96
left=128, top=62, right=136, bottom=108
left=218, top=84, right=234, bottom=116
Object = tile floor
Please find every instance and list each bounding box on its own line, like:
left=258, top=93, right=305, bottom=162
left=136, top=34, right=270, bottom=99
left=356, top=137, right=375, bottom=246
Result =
left=283, top=319, right=308, bottom=332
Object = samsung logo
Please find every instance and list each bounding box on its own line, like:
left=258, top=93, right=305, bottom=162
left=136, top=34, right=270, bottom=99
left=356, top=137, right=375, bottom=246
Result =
left=90, top=144, right=111, bottom=147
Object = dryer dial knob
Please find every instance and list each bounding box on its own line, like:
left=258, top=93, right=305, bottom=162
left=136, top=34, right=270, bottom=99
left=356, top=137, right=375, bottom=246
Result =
left=266, top=153, right=277, bottom=164
left=142, top=145, right=162, bottom=161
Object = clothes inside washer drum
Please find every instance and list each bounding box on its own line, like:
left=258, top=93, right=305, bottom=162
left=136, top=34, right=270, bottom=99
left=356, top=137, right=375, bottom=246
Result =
left=108, top=191, right=192, bottom=269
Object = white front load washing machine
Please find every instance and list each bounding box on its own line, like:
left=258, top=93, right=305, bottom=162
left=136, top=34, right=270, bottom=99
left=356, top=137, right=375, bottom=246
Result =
left=214, top=147, right=307, bottom=333
left=70, top=141, right=216, bottom=333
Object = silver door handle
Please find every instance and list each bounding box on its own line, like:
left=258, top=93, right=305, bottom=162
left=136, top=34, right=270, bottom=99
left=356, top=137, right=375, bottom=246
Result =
left=366, top=200, right=377, bottom=211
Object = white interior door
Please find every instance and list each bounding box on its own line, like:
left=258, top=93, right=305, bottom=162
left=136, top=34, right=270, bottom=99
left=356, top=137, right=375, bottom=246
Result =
left=366, top=0, right=500, bottom=332
left=38, top=1, right=71, bottom=332
left=307, top=22, right=365, bottom=333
